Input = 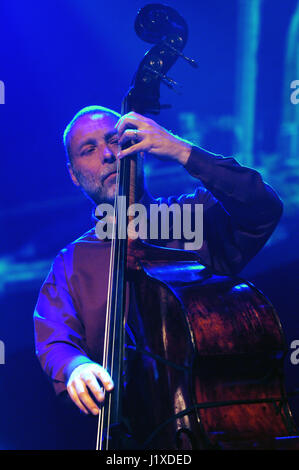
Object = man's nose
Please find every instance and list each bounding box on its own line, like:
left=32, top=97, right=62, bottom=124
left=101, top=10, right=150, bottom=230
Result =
left=103, top=145, right=116, bottom=163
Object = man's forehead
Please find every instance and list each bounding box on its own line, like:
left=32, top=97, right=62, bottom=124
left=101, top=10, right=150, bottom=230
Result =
left=67, top=114, right=117, bottom=151
left=72, top=113, right=118, bottom=137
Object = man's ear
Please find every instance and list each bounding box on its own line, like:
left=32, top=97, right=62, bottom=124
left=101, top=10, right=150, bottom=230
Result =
left=67, top=162, right=81, bottom=187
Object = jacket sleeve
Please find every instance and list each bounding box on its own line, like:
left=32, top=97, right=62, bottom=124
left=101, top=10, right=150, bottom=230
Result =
left=33, top=251, right=94, bottom=394
left=165, top=145, right=283, bottom=275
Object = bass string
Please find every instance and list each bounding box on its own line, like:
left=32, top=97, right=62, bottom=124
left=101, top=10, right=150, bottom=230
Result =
left=104, top=152, right=129, bottom=449
left=96, top=153, right=122, bottom=450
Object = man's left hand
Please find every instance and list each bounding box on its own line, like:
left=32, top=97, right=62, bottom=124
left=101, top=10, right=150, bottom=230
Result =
left=115, top=111, right=192, bottom=165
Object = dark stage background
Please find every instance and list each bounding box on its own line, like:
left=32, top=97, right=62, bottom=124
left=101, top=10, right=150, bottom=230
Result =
left=0, top=0, right=298, bottom=449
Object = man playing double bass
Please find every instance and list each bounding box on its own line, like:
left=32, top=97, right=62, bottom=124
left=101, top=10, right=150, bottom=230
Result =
left=33, top=105, right=283, bottom=448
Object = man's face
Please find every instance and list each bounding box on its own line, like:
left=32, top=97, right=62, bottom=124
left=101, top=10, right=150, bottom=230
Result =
left=67, top=113, right=119, bottom=205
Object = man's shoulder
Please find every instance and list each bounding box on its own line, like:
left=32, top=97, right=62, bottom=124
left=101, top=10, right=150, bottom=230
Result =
left=69, top=227, right=98, bottom=245
left=46, top=227, right=111, bottom=280
left=54, top=227, right=109, bottom=264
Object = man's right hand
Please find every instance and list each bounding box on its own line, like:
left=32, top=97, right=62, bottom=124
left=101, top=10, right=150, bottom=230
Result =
left=66, top=362, right=114, bottom=415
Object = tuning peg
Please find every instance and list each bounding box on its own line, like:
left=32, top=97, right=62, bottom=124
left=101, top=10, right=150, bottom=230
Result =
left=161, top=74, right=180, bottom=88
left=143, top=64, right=182, bottom=94
left=161, top=75, right=183, bottom=95
left=164, top=42, right=199, bottom=68
left=181, top=55, right=199, bottom=68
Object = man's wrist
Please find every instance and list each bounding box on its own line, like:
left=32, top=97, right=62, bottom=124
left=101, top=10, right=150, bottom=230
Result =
left=174, top=139, right=192, bottom=166
left=64, top=355, right=94, bottom=383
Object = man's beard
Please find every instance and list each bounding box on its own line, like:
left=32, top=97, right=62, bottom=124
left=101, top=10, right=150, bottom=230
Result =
left=83, top=187, right=115, bottom=206
left=82, top=183, right=116, bottom=206
left=73, top=169, right=116, bottom=206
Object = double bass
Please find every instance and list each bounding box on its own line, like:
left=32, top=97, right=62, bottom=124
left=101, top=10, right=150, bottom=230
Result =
left=96, top=3, right=299, bottom=450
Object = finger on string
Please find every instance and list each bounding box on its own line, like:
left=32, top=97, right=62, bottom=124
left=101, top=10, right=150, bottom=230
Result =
left=84, top=373, right=105, bottom=403
left=115, top=112, right=147, bottom=136
left=116, top=124, right=139, bottom=140
left=115, top=111, right=137, bottom=127
left=118, top=129, right=141, bottom=147
left=75, top=379, right=99, bottom=415
left=94, top=366, right=114, bottom=392
left=67, top=383, right=89, bottom=415
left=118, top=141, right=145, bottom=159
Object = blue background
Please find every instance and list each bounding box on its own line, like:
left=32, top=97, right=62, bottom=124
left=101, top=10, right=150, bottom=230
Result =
left=0, top=0, right=298, bottom=449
